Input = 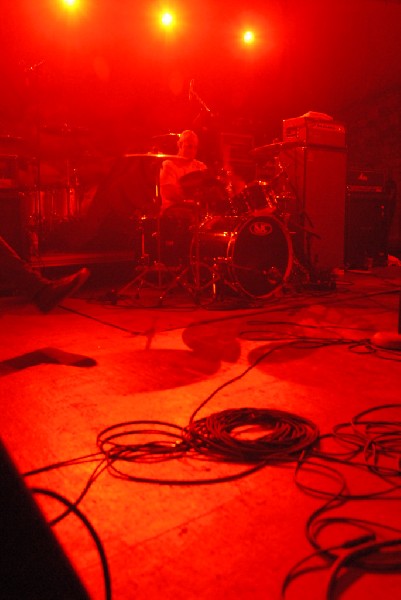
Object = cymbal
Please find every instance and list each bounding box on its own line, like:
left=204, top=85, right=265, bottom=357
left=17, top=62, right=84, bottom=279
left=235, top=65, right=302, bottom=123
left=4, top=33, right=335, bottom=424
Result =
left=41, top=123, right=89, bottom=137
left=151, top=133, right=180, bottom=141
left=0, top=134, right=24, bottom=143
left=250, top=141, right=300, bottom=160
left=124, top=153, right=188, bottom=161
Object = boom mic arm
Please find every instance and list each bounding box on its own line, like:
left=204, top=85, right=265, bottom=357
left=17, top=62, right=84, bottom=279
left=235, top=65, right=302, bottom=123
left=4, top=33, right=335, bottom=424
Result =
left=188, top=79, right=212, bottom=114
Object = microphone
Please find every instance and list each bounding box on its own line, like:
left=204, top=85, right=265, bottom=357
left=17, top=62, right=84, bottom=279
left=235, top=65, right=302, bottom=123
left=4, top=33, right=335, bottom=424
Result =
left=189, top=79, right=194, bottom=100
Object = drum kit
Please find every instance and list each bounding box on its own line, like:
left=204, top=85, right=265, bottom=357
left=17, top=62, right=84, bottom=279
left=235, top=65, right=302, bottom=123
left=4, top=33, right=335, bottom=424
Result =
left=0, top=124, right=109, bottom=256
left=0, top=122, right=307, bottom=303
left=117, top=144, right=302, bottom=306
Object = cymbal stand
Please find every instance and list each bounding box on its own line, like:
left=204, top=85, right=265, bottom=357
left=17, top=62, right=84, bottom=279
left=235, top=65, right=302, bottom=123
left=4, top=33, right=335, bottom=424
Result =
left=115, top=155, right=182, bottom=301
left=65, top=159, right=80, bottom=218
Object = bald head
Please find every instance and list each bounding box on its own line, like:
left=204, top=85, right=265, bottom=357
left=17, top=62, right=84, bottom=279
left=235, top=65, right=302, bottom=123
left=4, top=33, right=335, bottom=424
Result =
left=177, top=130, right=199, bottom=159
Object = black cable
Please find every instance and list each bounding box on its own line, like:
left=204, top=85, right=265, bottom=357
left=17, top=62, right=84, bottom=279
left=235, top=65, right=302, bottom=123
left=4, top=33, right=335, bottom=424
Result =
left=24, top=453, right=109, bottom=525
left=326, top=538, right=401, bottom=599
left=19, top=321, right=401, bottom=598
left=49, top=459, right=110, bottom=526
left=187, top=338, right=332, bottom=425
left=285, top=403, right=401, bottom=597
left=31, top=487, right=112, bottom=600
left=184, top=407, right=319, bottom=463
left=60, top=304, right=144, bottom=336
left=239, top=323, right=401, bottom=363
left=281, top=536, right=376, bottom=599
left=95, top=411, right=319, bottom=485
left=24, top=452, right=103, bottom=477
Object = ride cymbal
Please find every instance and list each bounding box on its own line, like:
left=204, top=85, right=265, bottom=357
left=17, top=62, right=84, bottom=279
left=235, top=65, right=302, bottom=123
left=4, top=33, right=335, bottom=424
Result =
left=249, top=141, right=300, bottom=160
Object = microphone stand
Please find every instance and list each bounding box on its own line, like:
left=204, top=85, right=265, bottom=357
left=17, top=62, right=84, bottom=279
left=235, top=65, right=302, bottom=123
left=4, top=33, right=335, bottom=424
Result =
left=189, top=80, right=213, bottom=116
left=24, top=60, right=45, bottom=258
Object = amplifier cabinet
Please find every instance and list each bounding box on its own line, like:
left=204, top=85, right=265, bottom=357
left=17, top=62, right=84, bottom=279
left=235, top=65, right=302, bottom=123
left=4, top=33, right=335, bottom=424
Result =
left=345, top=191, right=389, bottom=268
left=219, top=132, right=256, bottom=183
left=347, top=169, right=385, bottom=194
left=278, top=145, right=347, bottom=270
left=283, top=117, right=346, bottom=148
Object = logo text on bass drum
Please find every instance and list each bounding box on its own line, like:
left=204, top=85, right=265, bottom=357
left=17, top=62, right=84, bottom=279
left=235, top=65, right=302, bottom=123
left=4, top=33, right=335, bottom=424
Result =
left=249, top=221, right=273, bottom=236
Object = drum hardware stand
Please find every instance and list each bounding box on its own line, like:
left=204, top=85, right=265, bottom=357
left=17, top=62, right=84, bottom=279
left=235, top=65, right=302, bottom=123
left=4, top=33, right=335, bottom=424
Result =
left=65, top=160, right=80, bottom=219
left=107, top=153, right=202, bottom=304
left=192, top=255, right=282, bottom=306
left=285, top=211, right=319, bottom=273
left=156, top=263, right=195, bottom=306
left=230, top=261, right=286, bottom=290
left=287, top=219, right=340, bottom=293
left=157, top=258, right=220, bottom=306
left=200, top=258, right=271, bottom=308
left=157, top=203, right=218, bottom=306
left=286, top=253, right=311, bottom=292
left=117, top=214, right=175, bottom=299
left=114, top=156, right=179, bottom=302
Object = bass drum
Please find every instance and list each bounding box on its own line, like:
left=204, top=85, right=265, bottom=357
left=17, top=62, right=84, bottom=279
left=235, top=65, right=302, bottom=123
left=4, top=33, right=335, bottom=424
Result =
left=191, top=215, right=293, bottom=299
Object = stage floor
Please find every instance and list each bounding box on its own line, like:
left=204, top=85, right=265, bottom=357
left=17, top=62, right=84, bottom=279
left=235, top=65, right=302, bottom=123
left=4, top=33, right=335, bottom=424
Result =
left=1, top=265, right=401, bottom=600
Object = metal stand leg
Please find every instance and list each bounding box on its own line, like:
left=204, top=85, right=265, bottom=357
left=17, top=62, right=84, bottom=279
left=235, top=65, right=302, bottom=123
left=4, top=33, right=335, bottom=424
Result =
left=117, top=216, right=173, bottom=297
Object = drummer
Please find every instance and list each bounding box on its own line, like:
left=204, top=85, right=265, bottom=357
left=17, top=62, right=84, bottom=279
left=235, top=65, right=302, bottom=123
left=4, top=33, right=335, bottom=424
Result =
left=159, top=129, right=207, bottom=214
left=157, top=130, right=207, bottom=265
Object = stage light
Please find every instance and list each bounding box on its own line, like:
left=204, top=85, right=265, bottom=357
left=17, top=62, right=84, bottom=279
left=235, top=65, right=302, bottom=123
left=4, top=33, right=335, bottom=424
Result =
left=243, top=30, right=255, bottom=45
left=147, top=4, right=189, bottom=40
left=56, top=0, right=88, bottom=22
left=59, top=0, right=83, bottom=15
left=161, top=11, right=174, bottom=28
left=61, top=0, right=79, bottom=8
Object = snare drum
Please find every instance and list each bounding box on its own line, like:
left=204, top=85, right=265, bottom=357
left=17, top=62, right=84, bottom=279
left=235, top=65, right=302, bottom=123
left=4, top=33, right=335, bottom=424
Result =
left=191, top=214, right=292, bottom=299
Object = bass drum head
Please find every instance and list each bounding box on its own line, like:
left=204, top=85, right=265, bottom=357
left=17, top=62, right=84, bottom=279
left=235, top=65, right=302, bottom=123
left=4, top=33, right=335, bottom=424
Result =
left=228, top=215, right=293, bottom=299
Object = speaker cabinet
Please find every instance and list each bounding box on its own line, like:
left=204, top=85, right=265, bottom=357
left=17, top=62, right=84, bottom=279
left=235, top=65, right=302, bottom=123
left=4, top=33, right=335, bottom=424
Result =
left=345, top=192, right=388, bottom=268
left=278, top=145, right=347, bottom=270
